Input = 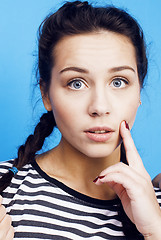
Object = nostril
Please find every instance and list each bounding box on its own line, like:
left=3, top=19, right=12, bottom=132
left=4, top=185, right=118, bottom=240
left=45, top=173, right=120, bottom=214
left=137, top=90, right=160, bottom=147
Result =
left=90, top=111, right=109, bottom=117
left=91, top=112, right=98, bottom=116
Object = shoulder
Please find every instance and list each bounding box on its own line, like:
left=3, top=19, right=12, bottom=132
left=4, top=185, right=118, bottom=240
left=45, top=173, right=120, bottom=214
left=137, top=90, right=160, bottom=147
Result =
left=1, top=160, right=42, bottom=202
left=0, top=159, right=36, bottom=182
left=0, top=159, right=14, bottom=177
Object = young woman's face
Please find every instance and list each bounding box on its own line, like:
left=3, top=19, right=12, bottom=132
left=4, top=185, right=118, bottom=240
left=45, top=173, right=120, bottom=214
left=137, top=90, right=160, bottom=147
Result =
left=43, top=31, right=140, bottom=158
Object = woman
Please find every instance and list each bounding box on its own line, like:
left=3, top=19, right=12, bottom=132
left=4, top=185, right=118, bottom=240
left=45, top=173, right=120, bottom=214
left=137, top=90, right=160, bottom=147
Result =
left=0, top=1, right=161, bottom=239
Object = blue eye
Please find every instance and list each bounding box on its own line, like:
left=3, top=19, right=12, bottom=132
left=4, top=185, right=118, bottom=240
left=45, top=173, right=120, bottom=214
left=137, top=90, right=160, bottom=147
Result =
left=111, top=78, right=128, bottom=88
left=68, top=79, right=86, bottom=90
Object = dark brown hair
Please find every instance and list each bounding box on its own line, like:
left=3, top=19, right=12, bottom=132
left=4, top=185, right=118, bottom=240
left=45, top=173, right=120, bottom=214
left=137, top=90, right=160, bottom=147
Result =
left=1, top=2, right=147, bottom=238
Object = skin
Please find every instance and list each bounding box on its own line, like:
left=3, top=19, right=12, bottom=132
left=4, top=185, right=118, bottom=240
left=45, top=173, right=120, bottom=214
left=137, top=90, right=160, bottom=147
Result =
left=39, top=31, right=161, bottom=238
left=96, top=122, right=161, bottom=239
left=46, top=31, right=140, bottom=159
left=39, top=31, right=141, bottom=199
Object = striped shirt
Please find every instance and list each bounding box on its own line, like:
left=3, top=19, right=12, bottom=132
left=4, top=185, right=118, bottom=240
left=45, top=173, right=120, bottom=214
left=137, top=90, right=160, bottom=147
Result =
left=0, top=159, right=161, bottom=240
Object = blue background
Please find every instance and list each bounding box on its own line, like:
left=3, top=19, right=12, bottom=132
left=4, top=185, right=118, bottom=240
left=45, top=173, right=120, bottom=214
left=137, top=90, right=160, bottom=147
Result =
left=0, top=0, right=161, bottom=178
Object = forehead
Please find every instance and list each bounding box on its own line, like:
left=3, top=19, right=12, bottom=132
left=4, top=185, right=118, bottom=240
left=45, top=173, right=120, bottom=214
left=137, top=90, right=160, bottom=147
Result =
left=53, top=31, right=137, bottom=71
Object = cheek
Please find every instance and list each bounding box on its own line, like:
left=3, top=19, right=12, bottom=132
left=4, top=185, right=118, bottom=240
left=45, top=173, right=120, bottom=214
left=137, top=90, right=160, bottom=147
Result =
left=50, top=94, right=81, bottom=130
left=114, top=97, right=139, bottom=148
left=121, top=97, right=139, bottom=127
left=52, top=102, right=70, bottom=127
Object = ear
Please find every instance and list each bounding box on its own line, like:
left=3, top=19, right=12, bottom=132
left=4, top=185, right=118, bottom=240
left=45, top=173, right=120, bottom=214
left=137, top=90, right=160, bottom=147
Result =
left=139, top=99, right=142, bottom=107
left=40, top=79, right=52, bottom=111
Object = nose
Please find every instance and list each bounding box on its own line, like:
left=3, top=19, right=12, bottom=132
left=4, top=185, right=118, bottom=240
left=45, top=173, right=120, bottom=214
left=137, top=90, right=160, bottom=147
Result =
left=88, top=88, right=111, bottom=117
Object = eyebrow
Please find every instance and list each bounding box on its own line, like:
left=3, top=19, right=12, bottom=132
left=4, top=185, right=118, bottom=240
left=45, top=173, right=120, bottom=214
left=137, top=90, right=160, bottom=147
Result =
left=60, top=67, right=89, bottom=74
left=109, top=66, right=136, bottom=73
left=59, top=65, right=136, bottom=74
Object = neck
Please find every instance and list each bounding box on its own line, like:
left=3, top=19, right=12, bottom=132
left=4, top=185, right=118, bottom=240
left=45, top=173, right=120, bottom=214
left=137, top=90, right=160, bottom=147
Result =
left=58, top=137, right=120, bottom=180
left=37, top=137, right=121, bottom=200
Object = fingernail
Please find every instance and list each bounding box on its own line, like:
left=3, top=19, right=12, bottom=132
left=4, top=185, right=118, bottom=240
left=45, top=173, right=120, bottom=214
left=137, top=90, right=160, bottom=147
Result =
left=93, top=176, right=105, bottom=183
left=93, top=176, right=99, bottom=183
left=98, top=176, right=105, bottom=179
left=125, top=121, right=130, bottom=130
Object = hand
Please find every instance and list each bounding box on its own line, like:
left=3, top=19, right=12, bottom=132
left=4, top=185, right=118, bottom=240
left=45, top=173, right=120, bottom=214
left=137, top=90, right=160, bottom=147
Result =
left=0, top=196, right=14, bottom=240
left=94, top=121, right=161, bottom=238
left=152, top=173, right=161, bottom=189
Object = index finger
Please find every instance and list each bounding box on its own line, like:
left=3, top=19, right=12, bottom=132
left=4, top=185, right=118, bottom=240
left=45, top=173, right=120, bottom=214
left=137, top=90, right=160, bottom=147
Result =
left=120, top=121, right=143, bottom=169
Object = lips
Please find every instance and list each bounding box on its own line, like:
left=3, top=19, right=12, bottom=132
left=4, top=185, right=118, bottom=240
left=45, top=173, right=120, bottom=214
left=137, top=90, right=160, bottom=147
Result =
left=84, top=127, right=114, bottom=142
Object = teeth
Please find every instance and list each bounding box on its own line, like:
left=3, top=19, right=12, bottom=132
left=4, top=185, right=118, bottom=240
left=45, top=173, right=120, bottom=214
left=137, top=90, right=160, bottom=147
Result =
left=93, top=130, right=106, bottom=134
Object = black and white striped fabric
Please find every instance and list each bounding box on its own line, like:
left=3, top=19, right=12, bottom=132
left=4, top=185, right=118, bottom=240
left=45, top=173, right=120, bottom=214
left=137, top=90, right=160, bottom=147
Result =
left=0, top=160, right=161, bottom=240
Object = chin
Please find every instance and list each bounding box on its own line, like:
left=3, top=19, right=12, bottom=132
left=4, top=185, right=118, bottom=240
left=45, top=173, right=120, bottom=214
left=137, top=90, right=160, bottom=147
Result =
left=80, top=144, right=119, bottom=159
left=87, top=152, right=113, bottom=158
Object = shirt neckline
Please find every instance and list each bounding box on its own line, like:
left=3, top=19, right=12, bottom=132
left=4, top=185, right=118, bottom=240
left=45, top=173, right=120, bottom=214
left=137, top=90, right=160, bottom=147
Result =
left=31, top=159, right=120, bottom=208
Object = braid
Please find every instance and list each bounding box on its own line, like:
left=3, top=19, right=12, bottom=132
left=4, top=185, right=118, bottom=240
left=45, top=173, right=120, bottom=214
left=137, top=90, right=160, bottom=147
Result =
left=0, top=111, right=56, bottom=193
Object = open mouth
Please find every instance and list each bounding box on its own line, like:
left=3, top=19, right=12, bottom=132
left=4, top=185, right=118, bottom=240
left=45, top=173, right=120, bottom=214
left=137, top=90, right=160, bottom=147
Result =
left=85, top=127, right=114, bottom=142
left=88, top=130, right=109, bottom=134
